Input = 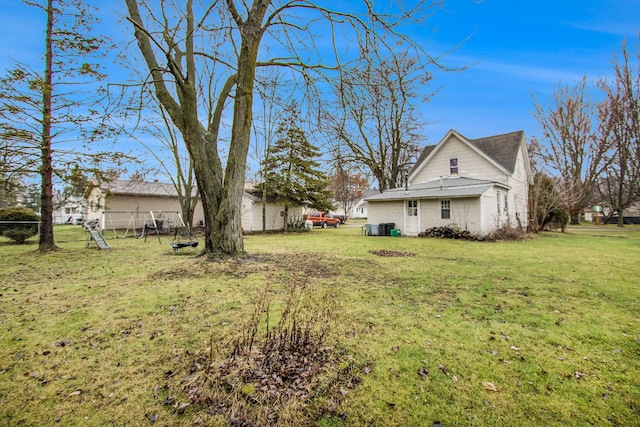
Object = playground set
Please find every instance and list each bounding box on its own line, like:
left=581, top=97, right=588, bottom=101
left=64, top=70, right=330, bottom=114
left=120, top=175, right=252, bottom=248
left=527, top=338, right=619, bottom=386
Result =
left=85, top=210, right=198, bottom=252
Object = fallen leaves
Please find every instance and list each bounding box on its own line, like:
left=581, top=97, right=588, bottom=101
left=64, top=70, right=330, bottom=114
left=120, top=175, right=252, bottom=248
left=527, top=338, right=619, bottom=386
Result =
left=574, top=371, right=587, bottom=380
left=482, top=382, right=498, bottom=392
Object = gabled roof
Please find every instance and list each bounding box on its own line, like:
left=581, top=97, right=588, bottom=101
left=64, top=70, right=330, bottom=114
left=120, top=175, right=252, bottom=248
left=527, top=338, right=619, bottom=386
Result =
left=98, top=180, right=183, bottom=198
left=92, top=180, right=284, bottom=204
left=409, top=145, right=436, bottom=176
left=355, top=189, right=380, bottom=202
left=365, top=176, right=510, bottom=202
left=469, top=130, right=524, bottom=174
left=244, top=191, right=280, bottom=204
left=409, top=130, right=525, bottom=178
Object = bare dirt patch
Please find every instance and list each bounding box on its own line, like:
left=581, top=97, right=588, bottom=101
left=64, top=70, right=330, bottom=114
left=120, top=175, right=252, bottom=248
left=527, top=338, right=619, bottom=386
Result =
left=368, top=250, right=416, bottom=257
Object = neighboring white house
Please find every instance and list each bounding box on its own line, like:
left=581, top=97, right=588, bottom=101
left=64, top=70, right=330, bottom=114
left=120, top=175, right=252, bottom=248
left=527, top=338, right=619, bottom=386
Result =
left=53, top=195, right=85, bottom=225
left=84, top=179, right=300, bottom=233
left=241, top=192, right=304, bottom=232
left=366, top=129, right=532, bottom=236
left=350, top=189, right=381, bottom=219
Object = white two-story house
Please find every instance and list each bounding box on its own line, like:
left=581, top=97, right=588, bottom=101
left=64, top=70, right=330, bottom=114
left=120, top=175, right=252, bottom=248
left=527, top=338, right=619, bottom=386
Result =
left=365, top=129, right=532, bottom=236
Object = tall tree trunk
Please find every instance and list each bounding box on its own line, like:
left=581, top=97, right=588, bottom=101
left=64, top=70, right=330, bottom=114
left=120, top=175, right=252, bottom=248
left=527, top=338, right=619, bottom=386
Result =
left=283, top=205, right=289, bottom=232
left=210, top=28, right=262, bottom=256
left=262, top=184, right=267, bottom=232
left=125, top=0, right=269, bottom=259
left=39, top=0, right=57, bottom=252
left=569, top=211, right=580, bottom=225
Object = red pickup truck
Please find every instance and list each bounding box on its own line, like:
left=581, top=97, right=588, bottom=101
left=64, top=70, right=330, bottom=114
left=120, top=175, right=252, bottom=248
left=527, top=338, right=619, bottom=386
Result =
left=305, top=211, right=341, bottom=228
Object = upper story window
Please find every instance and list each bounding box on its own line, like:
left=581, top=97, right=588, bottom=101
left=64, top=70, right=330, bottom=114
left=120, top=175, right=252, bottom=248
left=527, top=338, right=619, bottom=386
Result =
left=407, top=200, right=418, bottom=216
left=449, top=158, right=459, bottom=175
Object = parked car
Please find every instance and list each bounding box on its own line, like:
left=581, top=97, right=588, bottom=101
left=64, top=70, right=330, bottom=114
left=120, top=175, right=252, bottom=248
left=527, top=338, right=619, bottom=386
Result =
left=305, top=211, right=341, bottom=228
left=332, top=213, right=348, bottom=224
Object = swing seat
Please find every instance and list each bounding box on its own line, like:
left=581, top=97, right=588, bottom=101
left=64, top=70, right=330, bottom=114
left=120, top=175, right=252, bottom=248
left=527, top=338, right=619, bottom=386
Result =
left=170, top=241, right=198, bottom=252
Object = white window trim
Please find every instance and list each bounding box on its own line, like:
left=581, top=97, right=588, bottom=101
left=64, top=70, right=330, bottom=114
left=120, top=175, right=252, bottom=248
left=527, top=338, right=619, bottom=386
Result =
left=449, top=157, right=459, bottom=175
left=441, top=199, right=451, bottom=220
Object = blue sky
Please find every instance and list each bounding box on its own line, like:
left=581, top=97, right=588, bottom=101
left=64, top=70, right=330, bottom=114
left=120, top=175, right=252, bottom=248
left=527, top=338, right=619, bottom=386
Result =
left=0, top=0, right=638, bottom=171
left=417, top=0, right=639, bottom=142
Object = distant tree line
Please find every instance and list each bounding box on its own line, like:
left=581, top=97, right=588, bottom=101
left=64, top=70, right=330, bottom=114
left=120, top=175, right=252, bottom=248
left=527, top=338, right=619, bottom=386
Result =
left=531, top=37, right=640, bottom=230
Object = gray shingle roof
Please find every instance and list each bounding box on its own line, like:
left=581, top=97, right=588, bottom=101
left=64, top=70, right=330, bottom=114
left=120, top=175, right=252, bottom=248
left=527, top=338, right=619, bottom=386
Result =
left=409, top=145, right=436, bottom=176
left=469, top=130, right=524, bottom=173
left=101, top=180, right=186, bottom=198
left=365, top=177, right=509, bottom=201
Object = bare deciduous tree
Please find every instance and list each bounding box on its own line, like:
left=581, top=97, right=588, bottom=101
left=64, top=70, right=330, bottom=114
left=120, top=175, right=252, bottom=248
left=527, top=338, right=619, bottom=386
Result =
left=598, top=39, right=640, bottom=226
left=124, top=0, right=444, bottom=258
left=250, top=71, right=289, bottom=232
left=127, top=92, right=200, bottom=229
left=533, top=77, right=611, bottom=224
left=526, top=137, right=568, bottom=232
left=326, top=51, right=432, bottom=191
left=330, top=161, right=369, bottom=219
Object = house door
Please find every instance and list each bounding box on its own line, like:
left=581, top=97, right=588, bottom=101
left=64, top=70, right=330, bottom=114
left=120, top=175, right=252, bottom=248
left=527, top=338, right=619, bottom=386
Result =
left=405, top=200, right=420, bottom=236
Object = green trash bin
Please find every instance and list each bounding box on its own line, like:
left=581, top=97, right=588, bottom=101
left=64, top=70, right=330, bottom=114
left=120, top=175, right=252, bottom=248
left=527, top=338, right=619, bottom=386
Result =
left=390, top=228, right=401, bottom=236
left=386, top=223, right=395, bottom=235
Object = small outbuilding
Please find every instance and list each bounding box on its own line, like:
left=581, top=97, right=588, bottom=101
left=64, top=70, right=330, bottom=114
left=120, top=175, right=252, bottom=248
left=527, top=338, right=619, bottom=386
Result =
left=84, top=179, right=301, bottom=233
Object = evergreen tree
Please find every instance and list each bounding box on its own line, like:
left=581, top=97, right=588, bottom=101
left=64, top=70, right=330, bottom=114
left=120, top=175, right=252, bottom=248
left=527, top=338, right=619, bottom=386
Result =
left=258, top=103, right=333, bottom=231
left=0, top=0, right=117, bottom=251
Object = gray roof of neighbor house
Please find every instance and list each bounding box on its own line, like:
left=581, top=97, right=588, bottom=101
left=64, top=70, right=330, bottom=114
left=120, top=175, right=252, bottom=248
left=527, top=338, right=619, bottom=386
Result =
left=96, top=180, right=184, bottom=198
left=244, top=191, right=279, bottom=204
left=355, top=189, right=381, bottom=202
left=410, top=130, right=524, bottom=176
left=365, top=177, right=510, bottom=202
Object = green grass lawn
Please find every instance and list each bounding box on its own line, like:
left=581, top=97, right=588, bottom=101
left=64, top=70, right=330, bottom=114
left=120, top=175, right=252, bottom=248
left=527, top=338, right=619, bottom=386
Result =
left=0, top=224, right=638, bottom=426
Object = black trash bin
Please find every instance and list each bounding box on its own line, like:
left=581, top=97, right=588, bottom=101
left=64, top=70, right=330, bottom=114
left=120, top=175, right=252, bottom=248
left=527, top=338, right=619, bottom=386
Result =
left=386, top=223, right=395, bottom=236
left=379, top=223, right=395, bottom=236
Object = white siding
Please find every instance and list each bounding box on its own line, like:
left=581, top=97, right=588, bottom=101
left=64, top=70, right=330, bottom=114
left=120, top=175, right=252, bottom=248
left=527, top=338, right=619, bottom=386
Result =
left=479, top=187, right=512, bottom=234
left=86, top=186, right=301, bottom=233
left=505, top=143, right=530, bottom=228
left=241, top=200, right=303, bottom=232
left=448, top=198, right=482, bottom=232
left=415, top=197, right=483, bottom=234
left=351, top=200, right=368, bottom=219
left=367, top=201, right=405, bottom=233
left=412, top=135, right=506, bottom=184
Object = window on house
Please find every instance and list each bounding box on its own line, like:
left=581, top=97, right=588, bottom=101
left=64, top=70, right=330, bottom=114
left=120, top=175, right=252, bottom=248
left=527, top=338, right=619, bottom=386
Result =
left=504, top=193, right=508, bottom=212
left=497, top=191, right=501, bottom=214
left=441, top=200, right=451, bottom=219
left=449, top=158, right=459, bottom=175
left=407, top=200, right=418, bottom=216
